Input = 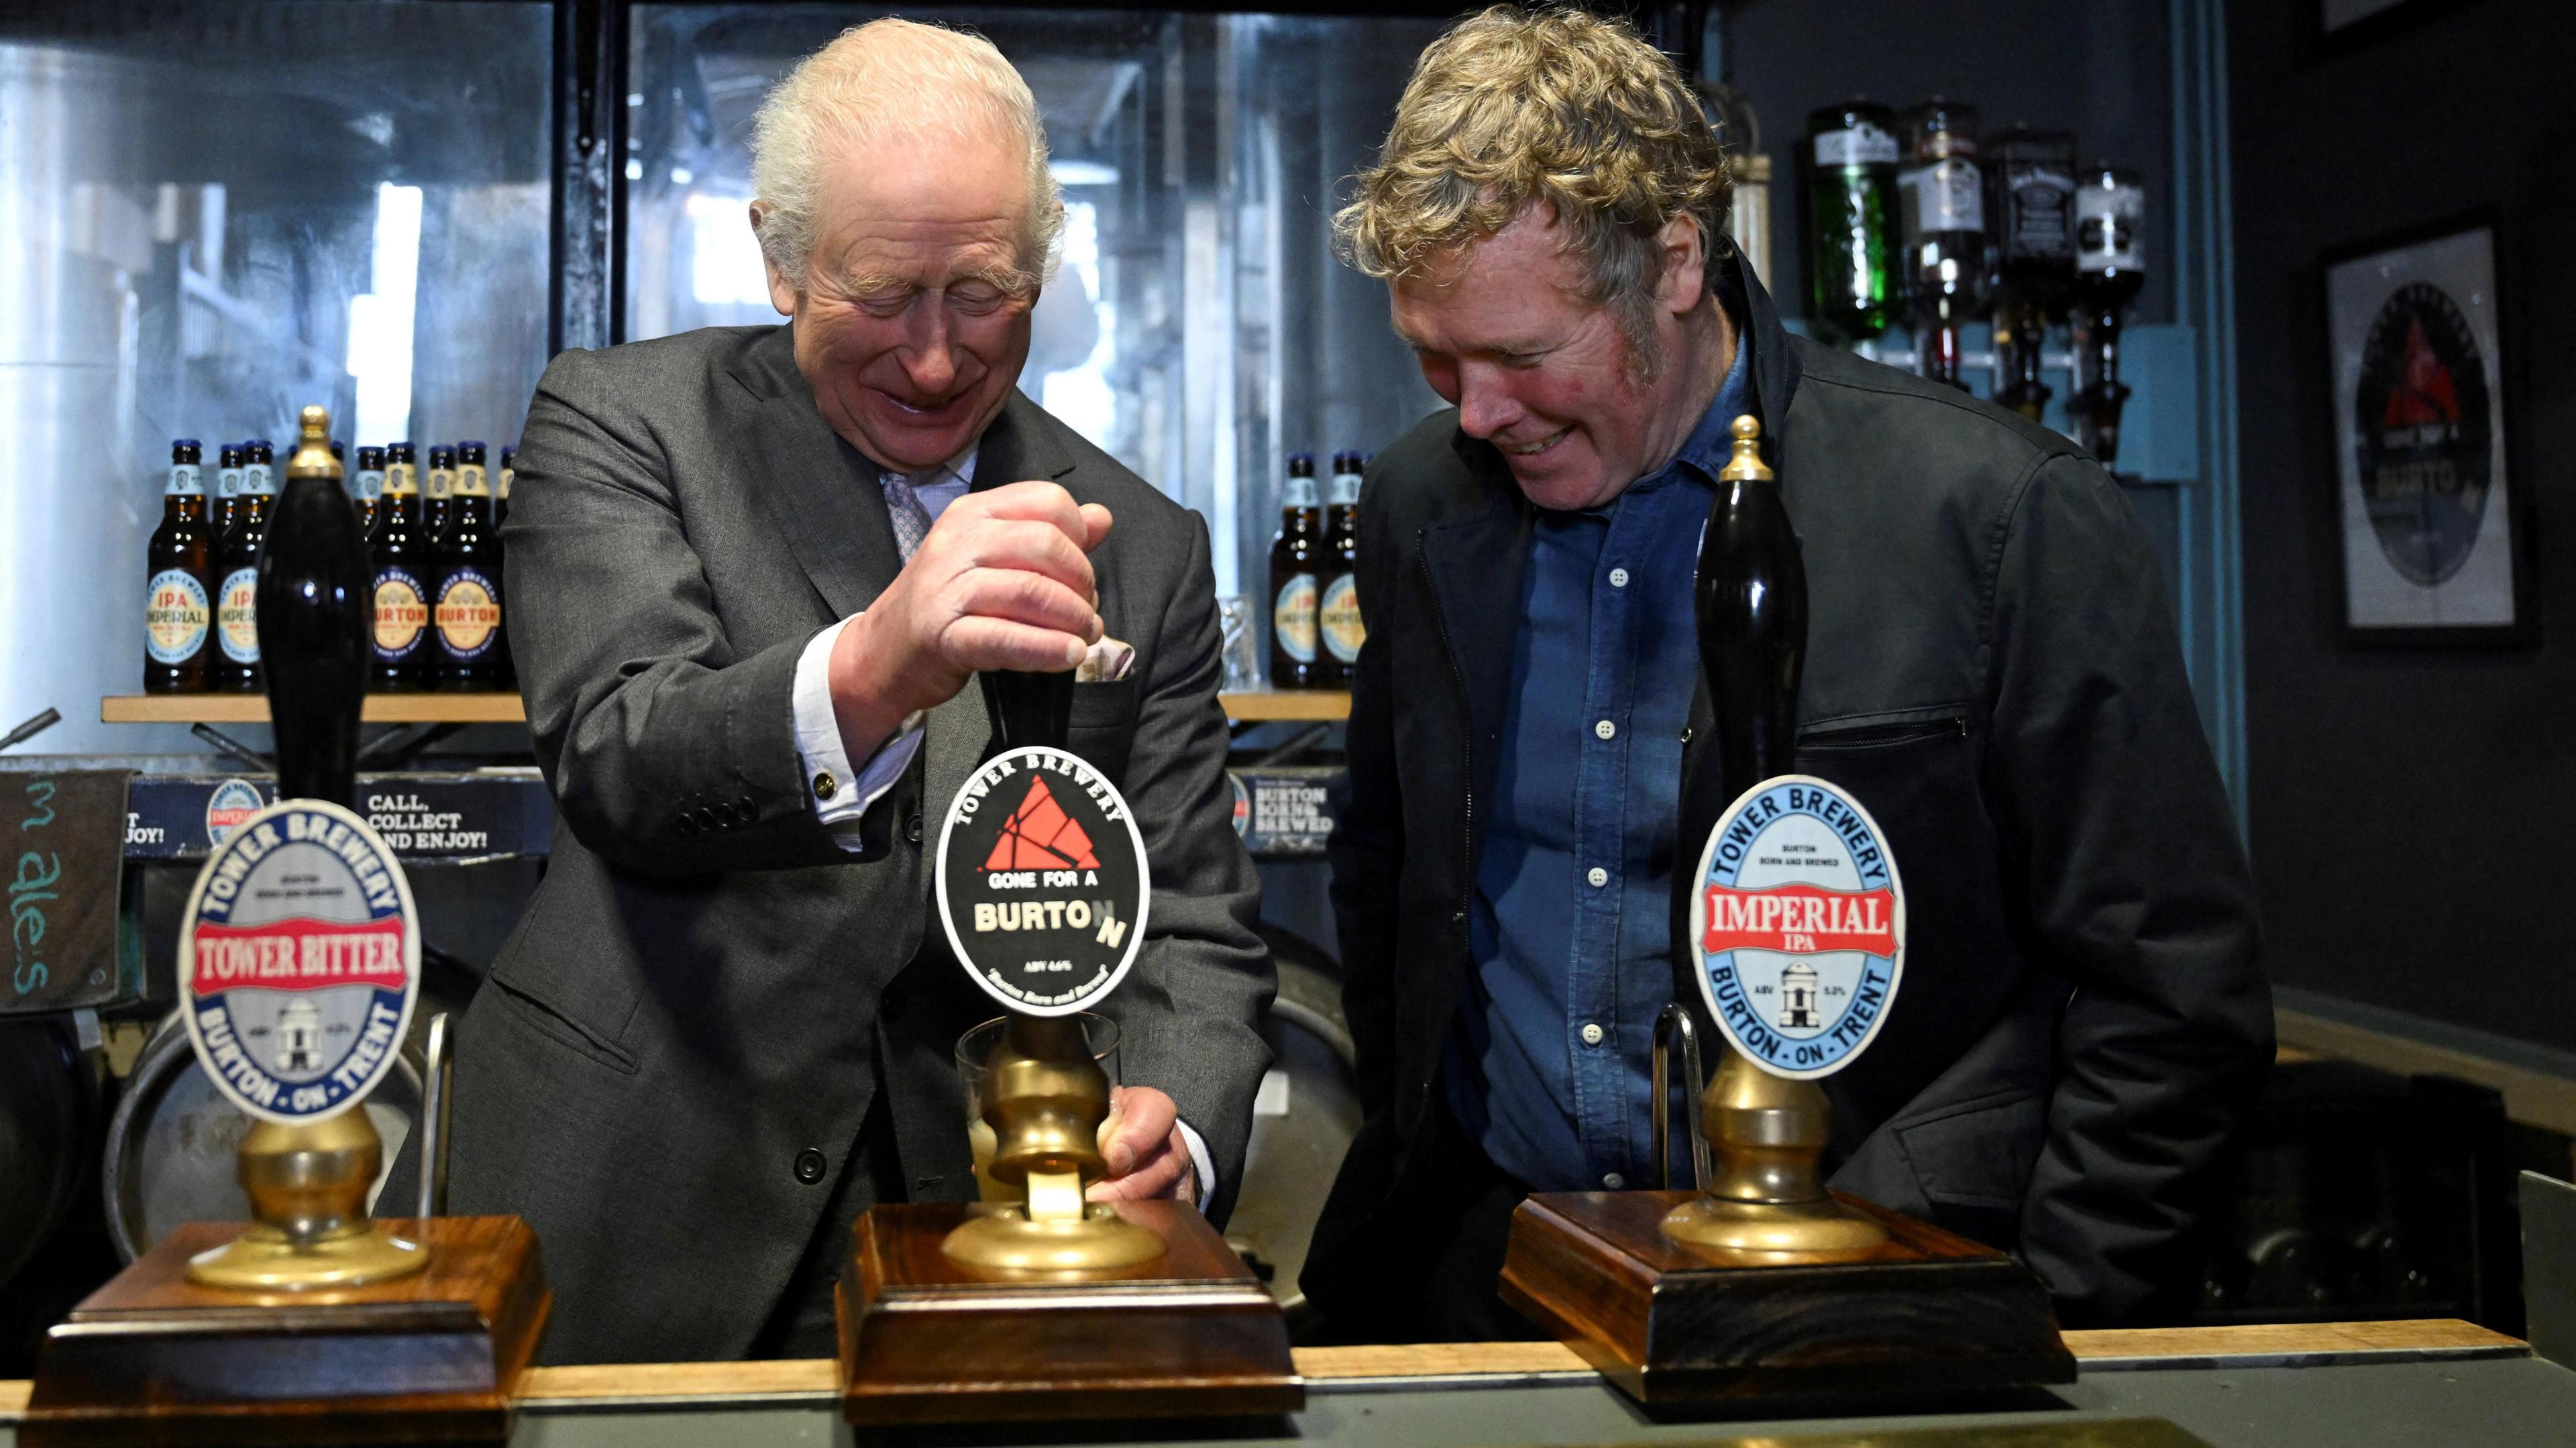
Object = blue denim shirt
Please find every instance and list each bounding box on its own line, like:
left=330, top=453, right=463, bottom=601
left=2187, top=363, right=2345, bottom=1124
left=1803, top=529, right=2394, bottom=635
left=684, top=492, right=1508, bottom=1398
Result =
left=1446, top=339, right=1752, bottom=1192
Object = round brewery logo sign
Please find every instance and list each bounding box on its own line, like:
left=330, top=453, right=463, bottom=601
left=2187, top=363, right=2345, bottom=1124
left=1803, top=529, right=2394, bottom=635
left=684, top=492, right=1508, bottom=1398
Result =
left=179, top=799, right=420, bottom=1124
left=936, top=746, right=1149, bottom=1017
left=1690, top=775, right=1905, bottom=1080
left=2354, top=280, right=2494, bottom=587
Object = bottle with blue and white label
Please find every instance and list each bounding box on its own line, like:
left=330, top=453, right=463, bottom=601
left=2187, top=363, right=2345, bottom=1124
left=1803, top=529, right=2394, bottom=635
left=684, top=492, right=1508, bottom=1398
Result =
left=1267, top=454, right=1323, bottom=688
left=144, top=439, right=214, bottom=693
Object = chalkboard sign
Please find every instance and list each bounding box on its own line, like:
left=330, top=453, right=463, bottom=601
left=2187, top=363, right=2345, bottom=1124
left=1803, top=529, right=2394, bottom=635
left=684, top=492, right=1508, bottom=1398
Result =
left=4, top=769, right=135, bottom=1014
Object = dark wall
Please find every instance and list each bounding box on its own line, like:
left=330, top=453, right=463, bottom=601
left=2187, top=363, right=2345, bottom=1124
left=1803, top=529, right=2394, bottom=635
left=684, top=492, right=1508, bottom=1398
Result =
left=2232, top=1, right=2576, bottom=1048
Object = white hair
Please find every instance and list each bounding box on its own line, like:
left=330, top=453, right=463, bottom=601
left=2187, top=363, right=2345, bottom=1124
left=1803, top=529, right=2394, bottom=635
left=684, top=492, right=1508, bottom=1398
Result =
left=749, top=18, right=1064, bottom=291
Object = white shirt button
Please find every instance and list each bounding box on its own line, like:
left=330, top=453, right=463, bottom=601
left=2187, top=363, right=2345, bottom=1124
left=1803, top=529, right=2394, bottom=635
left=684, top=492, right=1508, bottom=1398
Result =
left=1587, top=866, right=1609, bottom=888
left=1603, top=1172, right=1625, bottom=1190
left=1594, top=719, right=1617, bottom=740
left=1580, top=1022, right=1605, bottom=1046
left=1609, top=567, right=1630, bottom=588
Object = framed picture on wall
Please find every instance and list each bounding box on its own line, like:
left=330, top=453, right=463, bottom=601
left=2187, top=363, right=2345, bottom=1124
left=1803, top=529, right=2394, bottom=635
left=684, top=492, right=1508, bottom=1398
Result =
left=2321, top=213, right=2530, bottom=645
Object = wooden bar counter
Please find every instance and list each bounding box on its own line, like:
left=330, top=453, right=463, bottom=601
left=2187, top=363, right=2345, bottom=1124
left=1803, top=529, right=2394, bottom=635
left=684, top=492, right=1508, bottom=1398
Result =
left=1, top=1320, right=2567, bottom=1445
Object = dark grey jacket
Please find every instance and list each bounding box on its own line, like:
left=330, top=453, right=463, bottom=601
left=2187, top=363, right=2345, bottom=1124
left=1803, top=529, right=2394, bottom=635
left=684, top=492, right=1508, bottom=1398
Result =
left=1305, top=262, right=2269, bottom=1329
left=432, top=325, right=1271, bottom=1363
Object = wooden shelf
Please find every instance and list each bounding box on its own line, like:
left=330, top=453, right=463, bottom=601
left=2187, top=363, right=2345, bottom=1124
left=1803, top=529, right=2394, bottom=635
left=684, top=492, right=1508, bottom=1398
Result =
left=103, top=694, right=526, bottom=724
left=105, top=691, right=1350, bottom=726
left=1220, top=691, right=1349, bottom=721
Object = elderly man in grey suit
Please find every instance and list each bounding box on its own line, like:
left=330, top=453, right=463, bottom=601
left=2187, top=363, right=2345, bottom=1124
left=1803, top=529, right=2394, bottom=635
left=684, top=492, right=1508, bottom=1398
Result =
left=435, top=19, right=1271, bottom=1363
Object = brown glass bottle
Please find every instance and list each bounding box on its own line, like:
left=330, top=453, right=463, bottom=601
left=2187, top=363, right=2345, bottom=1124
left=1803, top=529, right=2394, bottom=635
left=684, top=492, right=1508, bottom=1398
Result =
left=1694, top=416, right=1807, bottom=799
left=422, top=443, right=455, bottom=552
left=370, top=440, right=431, bottom=691
left=1319, top=451, right=1364, bottom=687
left=1268, top=453, right=1324, bottom=689
left=435, top=441, right=505, bottom=690
left=351, top=445, right=384, bottom=537
left=260, top=407, right=371, bottom=807
left=212, top=443, right=244, bottom=539
left=212, top=437, right=273, bottom=693
left=144, top=439, right=214, bottom=693
left=494, top=445, right=516, bottom=687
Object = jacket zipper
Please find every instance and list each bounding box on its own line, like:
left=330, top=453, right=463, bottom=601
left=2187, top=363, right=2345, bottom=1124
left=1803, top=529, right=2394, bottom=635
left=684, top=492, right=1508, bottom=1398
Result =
left=1799, top=714, right=1971, bottom=750
left=1419, top=539, right=1475, bottom=940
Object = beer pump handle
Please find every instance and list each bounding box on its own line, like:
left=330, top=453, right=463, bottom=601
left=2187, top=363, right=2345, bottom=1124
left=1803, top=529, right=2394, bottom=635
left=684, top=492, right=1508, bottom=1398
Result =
left=981, top=667, right=1075, bottom=757
left=1694, top=414, right=1809, bottom=801
left=260, top=406, right=371, bottom=808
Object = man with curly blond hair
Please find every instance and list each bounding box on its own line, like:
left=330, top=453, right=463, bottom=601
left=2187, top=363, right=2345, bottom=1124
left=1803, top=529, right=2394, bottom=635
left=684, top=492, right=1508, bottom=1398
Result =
left=1307, top=6, right=2267, bottom=1340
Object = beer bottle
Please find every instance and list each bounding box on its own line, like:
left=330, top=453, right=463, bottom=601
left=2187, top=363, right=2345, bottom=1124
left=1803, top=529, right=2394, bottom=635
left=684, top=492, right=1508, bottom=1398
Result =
left=241, top=440, right=276, bottom=527
left=1320, top=451, right=1364, bottom=687
left=1695, top=415, right=1806, bottom=799
left=2072, top=165, right=2147, bottom=467
left=1268, top=453, right=1323, bottom=689
left=493, top=445, right=516, bottom=685
left=435, top=441, right=504, bottom=691
left=1897, top=99, right=1985, bottom=390
left=213, top=443, right=244, bottom=539
left=423, top=443, right=456, bottom=551
left=1989, top=127, right=2078, bottom=421
left=352, top=445, right=385, bottom=537
left=1800, top=99, right=1902, bottom=346
left=143, top=440, right=214, bottom=693
left=212, top=436, right=273, bottom=694
left=260, top=406, right=372, bottom=807
left=370, top=439, right=431, bottom=691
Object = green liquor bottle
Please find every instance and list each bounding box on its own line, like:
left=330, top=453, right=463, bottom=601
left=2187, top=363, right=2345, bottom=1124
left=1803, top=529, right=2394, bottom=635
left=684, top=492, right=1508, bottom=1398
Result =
left=1800, top=100, right=1901, bottom=346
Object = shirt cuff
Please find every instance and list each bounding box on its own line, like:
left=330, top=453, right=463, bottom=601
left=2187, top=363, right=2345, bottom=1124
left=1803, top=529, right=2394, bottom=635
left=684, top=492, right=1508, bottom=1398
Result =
left=792, top=616, right=925, bottom=850
left=1175, top=1118, right=1216, bottom=1213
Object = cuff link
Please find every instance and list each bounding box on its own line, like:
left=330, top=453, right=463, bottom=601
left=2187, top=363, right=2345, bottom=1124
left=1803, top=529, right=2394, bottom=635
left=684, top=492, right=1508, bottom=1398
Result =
left=811, top=769, right=839, bottom=801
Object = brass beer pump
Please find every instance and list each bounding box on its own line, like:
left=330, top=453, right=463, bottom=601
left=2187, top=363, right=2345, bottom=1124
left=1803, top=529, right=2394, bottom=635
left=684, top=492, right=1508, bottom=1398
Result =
left=191, top=412, right=429, bottom=1292
left=943, top=1013, right=1165, bottom=1271
left=1497, top=418, right=2074, bottom=1408
left=941, top=667, right=1166, bottom=1274
left=1655, top=416, right=1886, bottom=1259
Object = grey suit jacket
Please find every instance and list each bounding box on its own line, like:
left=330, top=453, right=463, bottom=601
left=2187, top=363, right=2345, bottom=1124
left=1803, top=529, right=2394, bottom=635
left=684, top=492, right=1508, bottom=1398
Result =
left=435, top=323, right=1273, bottom=1364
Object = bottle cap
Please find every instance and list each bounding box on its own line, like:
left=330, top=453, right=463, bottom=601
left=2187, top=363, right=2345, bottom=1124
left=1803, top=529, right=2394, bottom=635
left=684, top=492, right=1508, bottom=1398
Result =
left=1715, top=414, right=1772, bottom=483
left=358, top=446, right=386, bottom=468
left=1288, top=453, right=1315, bottom=475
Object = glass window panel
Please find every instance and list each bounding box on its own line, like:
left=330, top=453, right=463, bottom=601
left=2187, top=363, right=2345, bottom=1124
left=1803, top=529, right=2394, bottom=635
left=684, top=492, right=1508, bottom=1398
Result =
left=0, top=1, right=553, bottom=755
left=623, top=6, right=1448, bottom=602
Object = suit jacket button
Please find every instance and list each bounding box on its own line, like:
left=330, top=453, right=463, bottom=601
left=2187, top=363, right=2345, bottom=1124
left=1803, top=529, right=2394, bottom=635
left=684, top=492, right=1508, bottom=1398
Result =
left=692, top=806, right=717, bottom=831
left=794, top=1147, right=828, bottom=1185
left=812, top=770, right=839, bottom=801
left=904, top=814, right=923, bottom=845
left=714, top=802, right=739, bottom=828
left=677, top=815, right=701, bottom=838
left=738, top=794, right=757, bottom=818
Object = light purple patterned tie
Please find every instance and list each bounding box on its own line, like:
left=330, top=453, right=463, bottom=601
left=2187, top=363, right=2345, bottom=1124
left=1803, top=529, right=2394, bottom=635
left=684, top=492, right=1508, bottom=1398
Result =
left=881, top=471, right=934, bottom=561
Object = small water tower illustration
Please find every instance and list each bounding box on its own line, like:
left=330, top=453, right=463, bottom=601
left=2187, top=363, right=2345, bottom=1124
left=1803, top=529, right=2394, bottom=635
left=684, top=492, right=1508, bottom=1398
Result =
left=1778, top=958, right=1821, bottom=1030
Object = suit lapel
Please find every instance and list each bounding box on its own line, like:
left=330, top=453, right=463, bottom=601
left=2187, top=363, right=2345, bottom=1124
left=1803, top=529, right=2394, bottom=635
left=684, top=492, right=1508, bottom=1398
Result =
left=727, top=325, right=905, bottom=619
left=971, top=391, right=1079, bottom=494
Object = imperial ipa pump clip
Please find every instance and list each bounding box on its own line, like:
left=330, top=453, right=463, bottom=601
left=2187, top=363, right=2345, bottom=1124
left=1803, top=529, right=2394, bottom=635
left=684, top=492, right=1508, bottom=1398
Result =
left=932, top=667, right=1161, bottom=1270
left=1660, top=414, right=1904, bottom=1256
left=180, top=406, right=427, bottom=1289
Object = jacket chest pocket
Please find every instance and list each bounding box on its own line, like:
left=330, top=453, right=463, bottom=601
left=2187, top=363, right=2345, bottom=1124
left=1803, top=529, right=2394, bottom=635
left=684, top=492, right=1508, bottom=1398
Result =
left=1790, top=706, right=2021, bottom=1122
left=1068, top=679, right=1140, bottom=787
